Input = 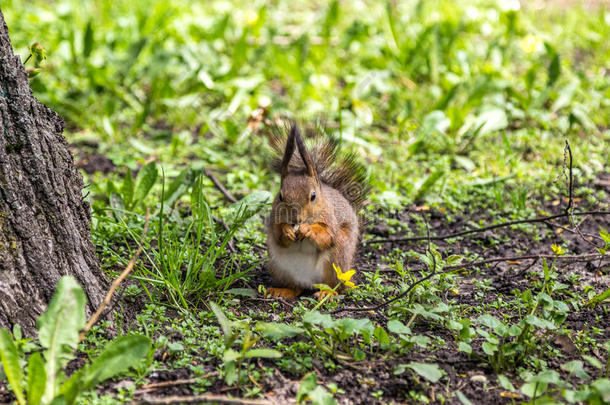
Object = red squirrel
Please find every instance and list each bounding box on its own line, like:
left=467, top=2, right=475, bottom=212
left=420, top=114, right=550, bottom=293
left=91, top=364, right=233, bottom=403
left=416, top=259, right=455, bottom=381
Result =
left=265, top=123, right=369, bottom=299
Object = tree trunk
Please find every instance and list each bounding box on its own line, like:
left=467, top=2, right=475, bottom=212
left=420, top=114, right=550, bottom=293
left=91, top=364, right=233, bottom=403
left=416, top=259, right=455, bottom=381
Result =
left=0, top=9, right=106, bottom=335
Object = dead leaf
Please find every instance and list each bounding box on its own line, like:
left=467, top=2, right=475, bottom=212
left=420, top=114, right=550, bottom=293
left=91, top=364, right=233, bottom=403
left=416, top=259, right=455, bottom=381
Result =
left=554, top=334, right=578, bottom=356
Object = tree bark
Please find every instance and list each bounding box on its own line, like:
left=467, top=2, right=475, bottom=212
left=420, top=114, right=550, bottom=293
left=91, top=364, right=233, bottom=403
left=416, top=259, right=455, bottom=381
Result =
left=0, top=9, right=106, bottom=335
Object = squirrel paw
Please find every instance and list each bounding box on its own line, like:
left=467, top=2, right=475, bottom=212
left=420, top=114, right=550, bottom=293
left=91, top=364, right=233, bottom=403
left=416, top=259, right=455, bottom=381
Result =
left=298, top=223, right=333, bottom=249
left=279, top=224, right=296, bottom=246
left=297, top=222, right=312, bottom=240
left=266, top=287, right=303, bottom=299
left=314, top=290, right=338, bottom=301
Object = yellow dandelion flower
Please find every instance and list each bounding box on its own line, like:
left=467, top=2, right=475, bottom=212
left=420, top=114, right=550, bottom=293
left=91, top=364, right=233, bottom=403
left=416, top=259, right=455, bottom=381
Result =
left=551, top=244, right=565, bottom=256
left=333, top=263, right=358, bottom=289
left=244, top=10, right=259, bottom=26
left=520, top=34, right=542, bottom=54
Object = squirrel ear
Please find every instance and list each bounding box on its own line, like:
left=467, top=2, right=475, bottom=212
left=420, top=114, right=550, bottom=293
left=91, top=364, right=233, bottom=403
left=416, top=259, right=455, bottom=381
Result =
left=293, top=124, right=318, bottom=181
left=280, top=125, right=297, bottom=179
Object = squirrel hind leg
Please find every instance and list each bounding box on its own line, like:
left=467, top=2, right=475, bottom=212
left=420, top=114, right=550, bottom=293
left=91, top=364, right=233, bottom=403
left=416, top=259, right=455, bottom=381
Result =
left=266, top=287, right=303, bottom=299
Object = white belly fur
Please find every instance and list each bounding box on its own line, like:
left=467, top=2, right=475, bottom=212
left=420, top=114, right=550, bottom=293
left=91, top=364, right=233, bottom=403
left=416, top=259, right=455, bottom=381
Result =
left=268, top=239, right=331, bottom=288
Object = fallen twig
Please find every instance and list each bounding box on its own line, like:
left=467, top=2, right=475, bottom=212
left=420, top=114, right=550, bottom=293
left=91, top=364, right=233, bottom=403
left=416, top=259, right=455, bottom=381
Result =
left=79, top=209, right=151, bottom=341
left=135, top=373, right=218, bottom=394
left=205, top=168, right=238, bottom=203
left=136, top=394, right=274, bottom=405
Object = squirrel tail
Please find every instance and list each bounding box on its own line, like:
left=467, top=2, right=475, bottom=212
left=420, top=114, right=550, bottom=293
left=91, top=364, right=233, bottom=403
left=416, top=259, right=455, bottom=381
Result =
left=269, top=121, right=370, bottom=211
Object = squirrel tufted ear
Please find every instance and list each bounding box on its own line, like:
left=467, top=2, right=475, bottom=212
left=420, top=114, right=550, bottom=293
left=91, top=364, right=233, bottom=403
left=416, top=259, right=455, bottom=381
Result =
left=280, top=125, right=297, bottom=179
left=293, top=124, right=318, bottom=181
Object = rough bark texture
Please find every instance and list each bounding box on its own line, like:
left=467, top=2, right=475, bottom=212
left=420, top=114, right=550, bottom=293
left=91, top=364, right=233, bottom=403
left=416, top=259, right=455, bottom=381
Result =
left=0, top=9, right=106, bottom=335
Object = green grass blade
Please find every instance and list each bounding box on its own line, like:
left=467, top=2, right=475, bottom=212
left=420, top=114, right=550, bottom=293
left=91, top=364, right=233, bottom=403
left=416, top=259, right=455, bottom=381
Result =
left=0, top=329, right=26, bottom=405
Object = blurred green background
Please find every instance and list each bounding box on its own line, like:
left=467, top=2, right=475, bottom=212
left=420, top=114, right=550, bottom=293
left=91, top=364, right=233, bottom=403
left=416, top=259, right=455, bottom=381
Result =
left=4, top=0, right=609, bottom=211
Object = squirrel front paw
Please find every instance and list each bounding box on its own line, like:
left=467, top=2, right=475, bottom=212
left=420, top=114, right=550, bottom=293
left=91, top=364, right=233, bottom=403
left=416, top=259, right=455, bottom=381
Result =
left=298, top=223, right=333, bottom=249
left=278, top=223, right=296, bottom=246
left=297, top=222, right=312, bottom=240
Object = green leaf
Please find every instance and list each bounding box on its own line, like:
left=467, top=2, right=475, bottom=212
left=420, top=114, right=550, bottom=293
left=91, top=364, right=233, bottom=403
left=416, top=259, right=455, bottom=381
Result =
left=592, top=379, right=610, bottom=403
left=524, top=315, right=556, bottom=330
left=223, top=358, right=237, bottom=385
left=243, top=348, right=282, bottom=359
left=482, top=341, right=497, bottom=356
left=0, top=329, right=26, bottom=405
left=302, top=311, right=334, bottom=328
left=297, top=373, right=337, bottom=405
left=109, top=193, right=125, bottom=218
left=210, top=302, right=233, bottom=344
left=37, top=276, right=86, bottom=404
left=599, top=228, right=610, bottom=245
left=164, top=168, right=196, bottom=207
left=387, top=319, right=410, bottom=335
left=353, top=349, right=365, bottom=361
left=222, top=349, right=240, bottom=363
left=586, top=287, right=610, bottom=307
left=120, top=168, right=134, bottom=209
left=472, top=108, right=508, bottom=137
left=226, top=288, right=257, bottom=299
left=530, top=370, right=560, bottom=385
left=26, top=352, right=46, bottom=405
left=334, top=318, right=372, bottom=336
left=497, top=375, right=515, bottom=392
left=446, top=255, right=463, bottom=266
left=547, top=50, right=560, bottom=86
left=297, top=373, right=318, bottom=403
left=456, top=390, right=473, bottom=405
left=458, top=342, right=472, bottom=354
left=583, top=354, right=603, bottom=370
left=321, top=0, right=339, bottom=40
left=81, top=335, right=150, bottom=389
left=233, top=190, right=273, bottom=211
left=415, top=169, right=444, bottom=200
left=190, top=174, right=205, bottom=214
left=255, top=322, right=304, bottom=341
left=477, top=314, right=502, bottom=329
left=58, top=369, right=84, bottom=405
left=421, top=110, right=450, bottom=136
left=561, top=360, right=590, bottom=380
left=82, top=20, right=94, bottom=58
left=405, top=362, right=445, bottom=383
left=308, top=385, right=338, bottom=405
left=520, top=382, right=548, bottom=399
left=373, top=326, right=390, bottom=345
left=133, top=162, right=158, bottom=206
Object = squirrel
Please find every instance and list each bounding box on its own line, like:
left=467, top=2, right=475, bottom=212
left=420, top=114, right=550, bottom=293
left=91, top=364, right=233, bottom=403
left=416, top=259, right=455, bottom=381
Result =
left=265, top=122, right=369, bottom=299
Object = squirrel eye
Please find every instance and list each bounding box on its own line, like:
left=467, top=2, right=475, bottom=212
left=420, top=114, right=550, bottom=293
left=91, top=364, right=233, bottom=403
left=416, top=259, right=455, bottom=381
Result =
left=279, top=192, right=283, bottom=202
left=310, top=191, right=316, bottom=201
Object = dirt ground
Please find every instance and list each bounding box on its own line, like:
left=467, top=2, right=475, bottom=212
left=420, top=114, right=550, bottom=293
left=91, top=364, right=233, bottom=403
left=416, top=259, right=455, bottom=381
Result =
left=1, top=173, right=607, bottom=405
left=138, top=174, right=609, bottom=404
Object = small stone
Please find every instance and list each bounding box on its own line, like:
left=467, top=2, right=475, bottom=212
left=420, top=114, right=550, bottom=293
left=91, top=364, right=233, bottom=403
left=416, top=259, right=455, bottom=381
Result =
left=470, top=375, right=488, bottom=383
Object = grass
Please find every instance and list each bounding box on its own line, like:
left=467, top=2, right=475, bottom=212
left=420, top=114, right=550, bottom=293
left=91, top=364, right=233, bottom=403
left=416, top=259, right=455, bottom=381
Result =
left=1, top=0, right=609, bottom=403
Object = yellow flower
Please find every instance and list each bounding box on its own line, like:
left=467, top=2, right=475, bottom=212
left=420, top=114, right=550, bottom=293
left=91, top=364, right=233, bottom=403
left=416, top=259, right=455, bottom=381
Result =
left=520, top=34, right=542, bottom=54
left=551, top=244, right=565, bottom=256
left=244, top=10, right=259, bottom=26
left=333, top=263, right=358, bottom=289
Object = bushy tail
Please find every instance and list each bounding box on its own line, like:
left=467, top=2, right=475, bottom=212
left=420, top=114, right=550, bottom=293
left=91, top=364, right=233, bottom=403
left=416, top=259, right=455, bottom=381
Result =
left=269, top=122, right=370, bottom=211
